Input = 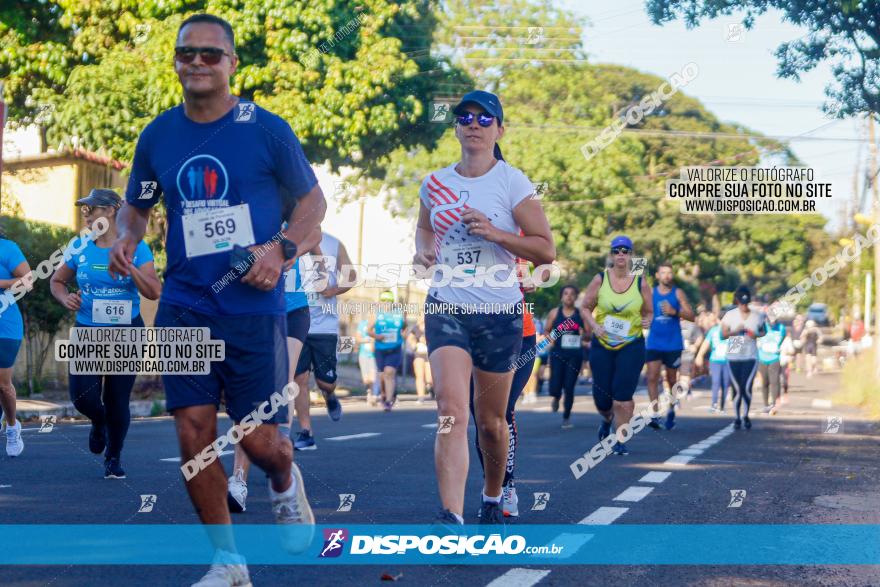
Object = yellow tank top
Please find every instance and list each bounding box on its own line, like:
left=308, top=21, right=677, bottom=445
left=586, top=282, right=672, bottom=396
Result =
left=594, top=269, right=644, bottom=350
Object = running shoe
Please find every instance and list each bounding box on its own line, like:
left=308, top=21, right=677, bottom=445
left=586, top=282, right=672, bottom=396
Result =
left=325, top=392, right=342, bottom=421
left=598, top=420, right=612, bottom=441
left=561, top=418, right=573, bottom=429
left=479, top=500, right=504, bottom=524
left=227, top=470, right=248, bottom=513
left=733, top=418, right=742, bottom=430
left=709, top=403, right=720, bottom=413
left=648, top=416, right=661, bottom=430
left=5, top=419, right=23, bottom=457
left=383, top=400, right=394, bottom=412
left=433, top=508, right=465, bottom=533
left=104, top=458, right=126, bottom=479
left=664, top=410, right=676, bottom=430
left=269, top=463, right=315, bottom=554
left=293, top=430, right=316, bottom=451
left=761, top=405, right=773, bottom=414
left=191, top=550, right=251, bottom=587
left=89, top=421, right=107, bottom=455
left=613, top=442, right=629, bottom=456
left=743, top=416, right=752, bottom=430
left=551, top=397, right=560, bottom=412
left=502, top=486, right=519, bottom=518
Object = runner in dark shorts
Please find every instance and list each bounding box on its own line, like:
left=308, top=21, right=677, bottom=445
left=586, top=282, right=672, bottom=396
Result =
left=415, top=89, right=555, bottom=526
left=111, top=13, right=326, bottom=585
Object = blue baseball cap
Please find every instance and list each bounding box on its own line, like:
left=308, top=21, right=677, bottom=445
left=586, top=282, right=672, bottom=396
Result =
left=453, top=90, right=504, bottom=124
left=610, top=235, right=633, bottom=250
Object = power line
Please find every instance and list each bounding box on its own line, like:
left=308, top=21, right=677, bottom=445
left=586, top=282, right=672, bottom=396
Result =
left=503, top=125, right=869, bottom=143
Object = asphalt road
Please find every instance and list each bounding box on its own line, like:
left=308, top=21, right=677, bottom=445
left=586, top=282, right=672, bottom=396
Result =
left=2, top=370, right=879, bottom=586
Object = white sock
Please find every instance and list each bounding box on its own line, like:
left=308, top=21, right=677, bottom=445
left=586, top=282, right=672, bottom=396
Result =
left=482, top=491, right=502, bottom=504
left=271, top=472, right=297, bottom=498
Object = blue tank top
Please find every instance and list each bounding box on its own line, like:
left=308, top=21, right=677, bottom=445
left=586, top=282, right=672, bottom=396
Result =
left=647, top=286, right=683, bottom=351
left=374, top=311, right=404, bottom=351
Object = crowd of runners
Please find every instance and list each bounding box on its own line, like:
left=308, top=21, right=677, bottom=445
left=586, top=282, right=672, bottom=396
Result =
left=0, top=13, right=841, bottom=587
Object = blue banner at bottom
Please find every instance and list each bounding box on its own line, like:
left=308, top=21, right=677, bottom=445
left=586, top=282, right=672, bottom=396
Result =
left=0, top=524, right=878, bottom=565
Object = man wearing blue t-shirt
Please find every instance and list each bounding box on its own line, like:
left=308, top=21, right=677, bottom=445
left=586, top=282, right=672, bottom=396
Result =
left=108, top=14, right=325, bottom=586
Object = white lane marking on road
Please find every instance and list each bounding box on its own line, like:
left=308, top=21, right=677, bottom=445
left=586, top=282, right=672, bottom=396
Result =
left=579, top=506, right=628, bottom=525
left=326, top=433, right=382, bottom=441
left=664, top=455, right=694, bottom=466
left=692, top=442, right=714, bottom=449
left=812, top=399, right=833, bottom=408
left=534, top=533, right=593, bottom=559
left=679, top=448, right=705, bottom=456
left=486, top=569, right=551, bottom=587
left=614, top=486, right=654, bottom=502
left=640, top=471, right=671, bottom=483
left=160, top=451, right=233, bottom=462
left=0, top=484, right=11, bottom=488
left=422, top=423, right=438, bottom=429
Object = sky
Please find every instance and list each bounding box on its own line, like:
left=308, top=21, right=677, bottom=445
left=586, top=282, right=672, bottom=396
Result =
left=564, top=1, right=868, bottom=228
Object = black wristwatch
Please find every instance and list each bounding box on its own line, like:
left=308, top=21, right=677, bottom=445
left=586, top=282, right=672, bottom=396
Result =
left=280, top=238, right=298, bottom=260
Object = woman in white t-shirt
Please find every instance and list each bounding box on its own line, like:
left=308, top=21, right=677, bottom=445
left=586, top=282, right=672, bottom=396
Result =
left=413, top=90, right=555, bottom=526
left=720, top=285, right=767, bottom=430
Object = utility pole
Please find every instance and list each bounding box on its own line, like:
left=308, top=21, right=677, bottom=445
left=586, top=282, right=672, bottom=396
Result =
left=868, top=115, right=880, bottom=377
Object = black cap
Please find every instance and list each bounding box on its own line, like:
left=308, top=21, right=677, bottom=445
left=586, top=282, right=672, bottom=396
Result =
left=734, top=285, right=751, bottom=305
left=76, top=188, right=122, bottom=209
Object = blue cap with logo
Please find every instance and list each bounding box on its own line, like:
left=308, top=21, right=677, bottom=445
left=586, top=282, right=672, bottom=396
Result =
left=453, top=90, right=505, bottom=160
left=452, top=90, right=504, bottom=124
left=610, top=235, right=633, bottom=250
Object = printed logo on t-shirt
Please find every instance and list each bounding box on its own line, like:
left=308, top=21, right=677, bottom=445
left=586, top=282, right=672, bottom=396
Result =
left=176, top=155, right=229, bottom=202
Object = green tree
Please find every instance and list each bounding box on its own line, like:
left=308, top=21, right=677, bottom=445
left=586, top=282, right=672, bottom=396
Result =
left=645, top=0, right=880, bottom=117
left=1, top=1, right=467, bottom=173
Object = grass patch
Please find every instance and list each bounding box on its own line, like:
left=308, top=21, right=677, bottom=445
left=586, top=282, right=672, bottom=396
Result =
left=837, top=347, right=880, bottom=419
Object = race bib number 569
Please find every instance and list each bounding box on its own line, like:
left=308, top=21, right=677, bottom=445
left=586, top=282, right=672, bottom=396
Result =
left=182, top=204, right=255, bottom=258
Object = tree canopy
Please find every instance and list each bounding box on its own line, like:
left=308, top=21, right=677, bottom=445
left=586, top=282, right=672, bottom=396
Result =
left=0, top=0, right=468, bottom=173
left=645, top=0, right=880, bottom=117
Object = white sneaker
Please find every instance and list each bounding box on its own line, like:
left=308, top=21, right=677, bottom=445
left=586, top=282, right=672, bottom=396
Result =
left=227, top=470, right=247, bottom=513
left=5, top=420, right=23, bottom=457
left=502, top=486, right=519, bottom=517
left=269, top=462, right=315, bottom=553
left=191, top=550, right=251, bottom=587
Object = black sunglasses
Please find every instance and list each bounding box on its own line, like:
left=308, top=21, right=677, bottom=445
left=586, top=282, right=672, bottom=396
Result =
left=174, top=46, right=232, bottom=65
left=611, top=247, right=632, bottom=255
left=456, top=112, right=496, bottom=127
